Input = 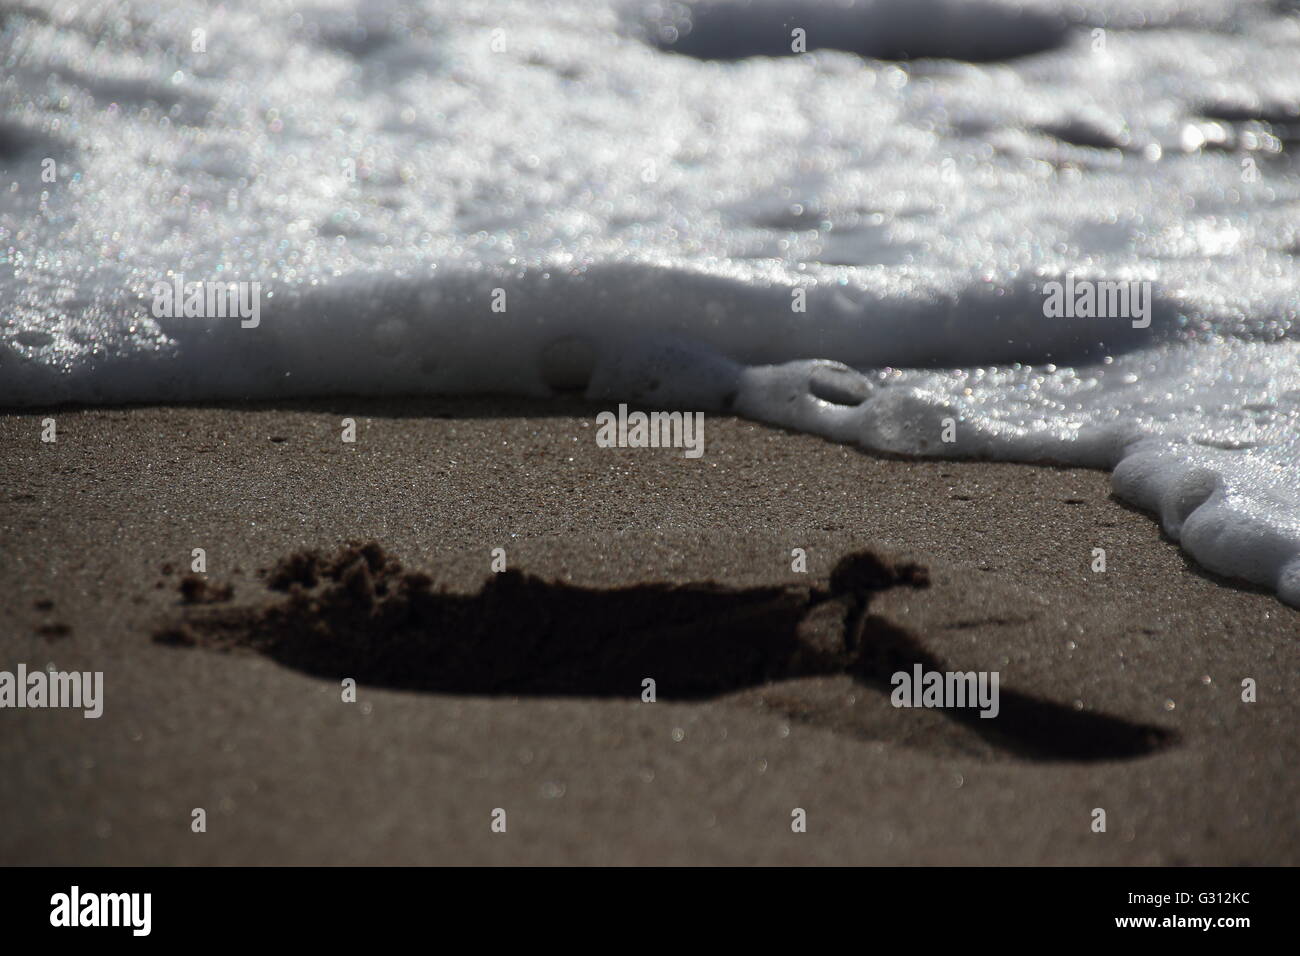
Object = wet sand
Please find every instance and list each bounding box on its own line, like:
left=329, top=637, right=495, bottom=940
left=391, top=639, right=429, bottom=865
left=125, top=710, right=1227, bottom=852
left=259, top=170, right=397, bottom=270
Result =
left=0, top=397, right=1295, bottom=864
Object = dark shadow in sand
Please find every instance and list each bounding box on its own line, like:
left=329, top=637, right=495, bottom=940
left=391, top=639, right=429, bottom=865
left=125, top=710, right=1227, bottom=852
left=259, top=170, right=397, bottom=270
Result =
left=157, top=544, right=1175, bottom=763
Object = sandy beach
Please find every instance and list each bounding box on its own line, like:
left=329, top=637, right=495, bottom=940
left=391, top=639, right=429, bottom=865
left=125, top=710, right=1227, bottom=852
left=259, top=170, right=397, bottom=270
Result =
left=1, top=398, right=1295, bottom=865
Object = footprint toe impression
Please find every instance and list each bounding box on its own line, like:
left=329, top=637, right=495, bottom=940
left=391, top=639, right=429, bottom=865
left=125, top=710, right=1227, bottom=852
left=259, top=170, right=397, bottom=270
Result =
left=157, top=543, right=1174, bottom=762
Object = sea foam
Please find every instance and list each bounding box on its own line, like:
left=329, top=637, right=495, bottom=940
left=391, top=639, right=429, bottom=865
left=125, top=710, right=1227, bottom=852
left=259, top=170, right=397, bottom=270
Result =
left=1, top=0, right=1298, bottom=606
